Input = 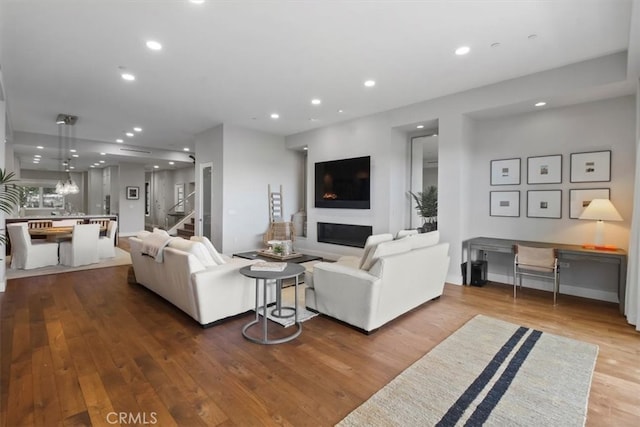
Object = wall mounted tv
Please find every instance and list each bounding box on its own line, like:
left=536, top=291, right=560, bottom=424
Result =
left=315, top=156, right=370, bottom=209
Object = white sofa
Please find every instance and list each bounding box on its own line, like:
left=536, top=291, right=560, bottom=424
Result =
left=129, top=233, right=274, bottom=327
left=306, top=231, right=450, bottom=333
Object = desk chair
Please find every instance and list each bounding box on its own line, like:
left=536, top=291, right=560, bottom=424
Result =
left=514, top=244, right=559, bottom=304
left=59, top=223, right=100, bottom=267
left=7, top=223, right=59, bottom=269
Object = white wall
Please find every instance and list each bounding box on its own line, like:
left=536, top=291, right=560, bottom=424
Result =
left=0, top=80, right=6, bottom=292
left=221, top=125, right=299, bottom=253
left=467, top=96, right=636, bottom=301
left=117, top=163, right=145, bottom=234
left=287, top=52, right=630, bottom=283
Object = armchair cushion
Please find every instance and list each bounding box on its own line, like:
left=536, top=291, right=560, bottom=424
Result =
left=362, top=239, right=412, bottom=271
left=359, top=233, right=394, bottom=270
left=407, top=230, right=440, bottom=249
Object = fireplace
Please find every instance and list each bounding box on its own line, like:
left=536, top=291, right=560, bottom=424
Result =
left=317, top=222, right=373, bottom=248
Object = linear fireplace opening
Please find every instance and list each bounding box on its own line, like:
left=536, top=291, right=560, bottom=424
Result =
left=317, top=222, right=373, bottom=248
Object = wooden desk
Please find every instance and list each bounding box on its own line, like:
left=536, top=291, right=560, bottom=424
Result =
left=462, top=237, right=627, bottom=313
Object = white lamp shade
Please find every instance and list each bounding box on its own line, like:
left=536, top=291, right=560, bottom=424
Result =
left=579, top=199, right=622, bottom=221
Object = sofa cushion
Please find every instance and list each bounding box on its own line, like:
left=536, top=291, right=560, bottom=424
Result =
left=359, top=233, right=394, bottom=269
left=396, top=229, right=418, bottom=239
left=362, top=238, right=412, bottom=271
left=167, top=238, right=217, bottom=267
left=190, top=236, right=226, bottom=265
left=153, top=227, right=170, bottom=237
left=407, top=230, right=440, bottom=250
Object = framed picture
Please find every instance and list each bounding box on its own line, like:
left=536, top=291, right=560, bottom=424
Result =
left=490, top=158, right=521, bottom=186
left=527, top=190, right=562, bottom=219
left=490, top=191, right=520, bottom=217
left=570, top=150, right=611, bottom=182
left=569, top=188, right=610, bottom=219
left=527, top=155, right=562, bottom=184
left=126, top=186, right=139, bottom=200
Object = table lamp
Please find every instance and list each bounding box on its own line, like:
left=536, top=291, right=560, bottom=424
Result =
left=578, top=199, right=622, bottom=250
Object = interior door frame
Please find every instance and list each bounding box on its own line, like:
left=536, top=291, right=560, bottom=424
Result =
left=198, top=162, right=213, bottom=238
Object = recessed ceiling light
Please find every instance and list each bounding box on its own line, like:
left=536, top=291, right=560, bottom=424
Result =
left=337, top=109, right=344, bottom=113
left=432, top=133, right=438, bottom=137
left=133, top=127, right=142, bottom=132
left=270, top=113, right=280, bottom=119
left=90, top=165, right=95, bottom=168
left=364, top=80, right=376, bottom=87
left=36, top=146, right=43, bottom=149
left=303, top=147, right=308, bottom=151
left=535, top=101, right=547, bottom=107
left=169, top=161, right=175, bottom=165
left=72, top=154, right=79, bottom=158
left=190, top=0, right=205, bottom=4
left=146, top=40, right=162, bottom=51
left=99, top=160, right=105, bottom=164
left=311, top=99, right=321, bottom=105
left=455, top=46, right=470, bottom=55
left=116, top=138, right=124, bottom=143
left=126, top=132, right=134, bottom=137
left=309, top=118, right=318, bottom=122
left=34, top=154, right=41, bottom=158
left=416, top=125, right=424, bottom=129
left=69, top=149, right=77, bottom=153
left=183, top=147, right=190, bottom=151
left=121, top=73, right=136, bottom=81
left=100, top=152, right=106, bottom=155
left=69, top=166, right=75, bottom=170
left=32, top=160, right=39, bottom=163
left=154, top=165, right=159, bottom=169
left=94, top=163, right=100, bottom=166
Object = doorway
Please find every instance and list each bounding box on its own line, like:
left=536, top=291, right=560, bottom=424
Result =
left=199, top=162, right=213, bottom=240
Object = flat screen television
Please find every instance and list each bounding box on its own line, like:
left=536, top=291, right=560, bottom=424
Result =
left=315, top=156, right=370, bottom=209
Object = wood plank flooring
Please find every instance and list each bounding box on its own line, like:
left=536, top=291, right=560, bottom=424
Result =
left=1, top=255, right=639, bottom=426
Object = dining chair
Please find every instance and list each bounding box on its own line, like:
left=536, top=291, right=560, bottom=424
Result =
left=513, top=244, right=560, bottom=304
left=52, top=219, right=83, bottom=227
left=59, top=223, right=100, bottom=267
left=97, top=220, right=118, bottom=259
left=27, top=220, right=53, bottom=229
left=7, top=223, right=59, bottom=269
left=89, top=218, right=111, bottom=229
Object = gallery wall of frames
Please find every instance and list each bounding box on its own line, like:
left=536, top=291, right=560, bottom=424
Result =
left=489, top=150, right=612, bottom=219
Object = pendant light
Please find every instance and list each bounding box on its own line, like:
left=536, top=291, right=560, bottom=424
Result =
left=55, top=114, right=79, bottom=195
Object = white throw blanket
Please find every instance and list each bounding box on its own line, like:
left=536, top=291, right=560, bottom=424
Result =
left=141, top=233, right=174, bottom=262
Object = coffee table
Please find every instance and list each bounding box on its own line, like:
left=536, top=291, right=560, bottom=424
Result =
left=240, top=263, right=305, bottom=345
left=233, top=250, right=322, bottom=264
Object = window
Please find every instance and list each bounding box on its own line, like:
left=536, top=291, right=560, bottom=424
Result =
left=19, top=186, right=65, bottom=209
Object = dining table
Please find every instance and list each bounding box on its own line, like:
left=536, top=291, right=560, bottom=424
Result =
left=28, top=226, right=106, bottom=243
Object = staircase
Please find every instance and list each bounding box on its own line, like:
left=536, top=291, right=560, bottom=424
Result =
left=176, top=217, right=195, bottom=238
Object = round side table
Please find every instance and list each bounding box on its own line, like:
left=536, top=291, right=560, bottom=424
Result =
left=240, top=263, right=305, bottom=345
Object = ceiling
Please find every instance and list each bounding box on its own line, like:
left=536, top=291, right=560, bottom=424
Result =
left=0, top=0, right=635, bottom=171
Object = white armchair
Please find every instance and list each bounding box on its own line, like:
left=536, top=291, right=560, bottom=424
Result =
left=7, top=224, right=59, bottom=269
left=59, top=223, right=100, bottom=267
left=97, top=220, right=118, bottom=259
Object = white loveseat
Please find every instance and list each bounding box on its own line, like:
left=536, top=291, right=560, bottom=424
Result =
left=130, top=233, right=274, bottom=327
left=306, top=231, right=450, bottom=333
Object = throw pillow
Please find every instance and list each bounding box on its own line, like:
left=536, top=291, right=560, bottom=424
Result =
left=358, top=233, right=394, bottom=269
left=409, top=230, right=440, bottom=250
left=396, top=229, right=418, bottom=239
left=153, top=227, right=170, bottom=237
left=190, top=236, right=226, bottom=265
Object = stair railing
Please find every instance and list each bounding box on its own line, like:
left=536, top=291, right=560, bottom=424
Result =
left=164, top=190, right=196, bottom=230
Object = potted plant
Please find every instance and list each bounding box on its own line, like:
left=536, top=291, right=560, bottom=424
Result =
left=409, top=186, right=438, bottom=233
left=1, top=169, right=22, bottom=245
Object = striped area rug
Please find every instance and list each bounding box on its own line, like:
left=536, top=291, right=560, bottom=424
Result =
left=338, top=315, right=598, bottom=427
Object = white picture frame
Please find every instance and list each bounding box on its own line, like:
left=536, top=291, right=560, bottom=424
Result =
left=569, top=188, right=610, bottom=219
left=490, top=158, right=521, bottom=186
left=527, top=155, right=562, bottom=184
left=570, top=150, right=611, bottom=183
left=490, top=191, right=520, bottom=217
left=527, top=190, right=562, bottom=219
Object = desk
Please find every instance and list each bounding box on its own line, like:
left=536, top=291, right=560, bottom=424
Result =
left=463, top=237, right=627, bottom=313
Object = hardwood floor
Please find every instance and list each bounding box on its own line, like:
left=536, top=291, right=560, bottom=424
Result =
left=1, top=259, right=639, bottom=426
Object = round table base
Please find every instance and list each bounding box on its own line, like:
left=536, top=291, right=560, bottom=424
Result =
left=242, top=320, right=302, bottom=345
